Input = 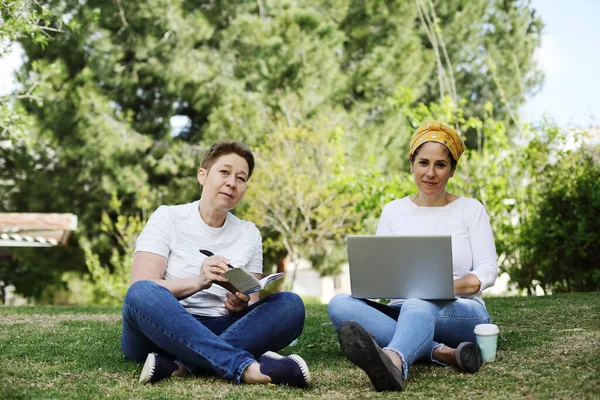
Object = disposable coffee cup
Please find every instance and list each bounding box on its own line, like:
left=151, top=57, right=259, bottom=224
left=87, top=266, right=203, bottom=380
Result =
left=474, top=323, right=500, bottom=362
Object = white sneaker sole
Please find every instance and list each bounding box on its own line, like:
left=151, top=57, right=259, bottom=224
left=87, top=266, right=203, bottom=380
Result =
left=139, top=352, right=157, bottom=384
left=262, top=351, right=284, bottom=359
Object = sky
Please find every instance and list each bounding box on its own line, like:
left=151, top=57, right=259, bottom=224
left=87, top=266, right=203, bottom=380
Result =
left=1, top=1, right=599, bottom=129
left=520, top=0, right=600, bottom=128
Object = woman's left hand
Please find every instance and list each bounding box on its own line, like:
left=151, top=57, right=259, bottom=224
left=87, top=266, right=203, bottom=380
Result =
left=453, top=274, right=482, bottom=295
left=224, top=291, right=250, bottom=313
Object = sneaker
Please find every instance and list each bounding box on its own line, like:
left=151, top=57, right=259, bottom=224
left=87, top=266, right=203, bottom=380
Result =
left=337, top=321, right=404, bottom=392
left=258, top=351, right=310, bottom=388
left=455, top=342, right=483, bottom=373
left=139, top=352, right=179, bottom=384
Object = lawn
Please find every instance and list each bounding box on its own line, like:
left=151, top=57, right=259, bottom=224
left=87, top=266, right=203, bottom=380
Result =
left=0, top=292, right=598, bottom=399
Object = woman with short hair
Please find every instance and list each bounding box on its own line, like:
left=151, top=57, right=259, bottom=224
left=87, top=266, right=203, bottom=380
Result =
left=121, top=141, right=310, bottom=388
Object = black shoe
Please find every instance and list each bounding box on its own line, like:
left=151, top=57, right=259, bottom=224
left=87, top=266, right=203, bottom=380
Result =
left=337, top=321, right=404, bottom=392
left=258, top=351, right=311, bottom=388
left=455, top=342, right=483, bottom=373
left=139, top=353, right=179, bottom=384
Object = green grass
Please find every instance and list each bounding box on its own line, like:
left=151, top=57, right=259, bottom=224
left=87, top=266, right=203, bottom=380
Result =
left=1, top=293, right=599, bottom=399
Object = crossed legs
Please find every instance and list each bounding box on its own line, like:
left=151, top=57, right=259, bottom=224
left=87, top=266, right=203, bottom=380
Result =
left=328, top=293, right=490, bottom=388
left=121, top=280, right=305, bottom=384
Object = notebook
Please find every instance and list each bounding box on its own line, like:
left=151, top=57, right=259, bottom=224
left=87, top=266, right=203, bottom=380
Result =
left=346, top=235, right=456, bottom=300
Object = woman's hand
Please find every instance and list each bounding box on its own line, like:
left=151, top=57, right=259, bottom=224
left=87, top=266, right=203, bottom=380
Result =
left=198, top=255, right=232, bottom=290
left=453, top=273, right=482, bottom=295
left=224, top=291, right=250, bottom=313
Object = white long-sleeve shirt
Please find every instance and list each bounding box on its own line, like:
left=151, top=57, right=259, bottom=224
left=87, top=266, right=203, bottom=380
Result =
left=376, top=196, right=498, bottom=305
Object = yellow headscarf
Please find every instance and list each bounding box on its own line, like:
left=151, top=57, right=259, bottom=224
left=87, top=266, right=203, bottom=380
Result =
left=409, top=121, right=465, bottom=162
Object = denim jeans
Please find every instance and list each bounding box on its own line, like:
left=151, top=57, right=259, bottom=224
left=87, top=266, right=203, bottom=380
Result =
left=328, top=293, right=491, bottom=378
left=121, top=280, right=305, bottom=384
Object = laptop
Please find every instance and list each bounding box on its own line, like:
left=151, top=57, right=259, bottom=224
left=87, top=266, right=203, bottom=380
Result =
left=346, top=235, right=456, bottom=300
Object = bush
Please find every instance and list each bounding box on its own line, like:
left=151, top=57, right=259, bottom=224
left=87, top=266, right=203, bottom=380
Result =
left=78, top=194, right=146, bottom=305
left=520, top=149, right=600, bottom=293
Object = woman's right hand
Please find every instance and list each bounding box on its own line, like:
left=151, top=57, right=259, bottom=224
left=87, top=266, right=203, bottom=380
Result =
left=198, top=255, right=231, bottom=290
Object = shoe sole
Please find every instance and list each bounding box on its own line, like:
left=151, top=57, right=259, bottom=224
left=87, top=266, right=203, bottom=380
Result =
left=338, top=321, right=404, bottom=392
left=456, top=342, right=482, bottom=373
left=139, top=353, right=157, bottom=384
left=262, top=351, right=311, bottom=387
left=262, top=351, right=284, bottom=360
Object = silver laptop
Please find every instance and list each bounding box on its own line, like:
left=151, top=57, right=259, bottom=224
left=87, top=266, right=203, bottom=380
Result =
left=346, top=235, right=456, bottom=300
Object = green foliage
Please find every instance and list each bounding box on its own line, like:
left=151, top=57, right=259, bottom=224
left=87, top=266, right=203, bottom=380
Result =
left=241, top=122, right=365, bottom=281
left=78, top=193, right=147, bottom=305
left=0, top=246, right=84, bottom=303
left=519, top=148, right=600, bottom=293
left=0, top=1, right=67, bottom=55
left=1, top=0, right=564, bottom=301
left=454, top=119, right=600, bottom=294
left=426, top=0, right=544, bottom=122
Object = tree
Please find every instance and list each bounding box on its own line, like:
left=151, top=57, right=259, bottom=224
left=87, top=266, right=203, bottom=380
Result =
left=241, top=122, right=365, bottom=285
left=2, top=0, right=545, bottom=300
left=0, top=1, right=83, bottom=301
left=339, top=0, right=543, bottom=174
left=418, top=0, right=543, bottom=123
left=0, top=1, right=66, bottom=56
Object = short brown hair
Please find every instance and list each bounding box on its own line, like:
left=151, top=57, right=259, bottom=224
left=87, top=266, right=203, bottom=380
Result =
left=201, top=141, right=255, bottom=179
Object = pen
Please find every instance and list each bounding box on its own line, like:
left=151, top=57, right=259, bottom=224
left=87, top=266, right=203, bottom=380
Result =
left=199, top=249, right=234, bottom=269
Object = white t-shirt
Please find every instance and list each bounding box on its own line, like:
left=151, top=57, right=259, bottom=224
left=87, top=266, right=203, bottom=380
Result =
left=135, top=200, right=263, bottom=317
left=376, top=196, right=498, bottom=305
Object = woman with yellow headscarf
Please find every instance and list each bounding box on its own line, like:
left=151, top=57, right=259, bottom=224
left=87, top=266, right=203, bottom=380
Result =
left=328, top=121, right=498, bottom=392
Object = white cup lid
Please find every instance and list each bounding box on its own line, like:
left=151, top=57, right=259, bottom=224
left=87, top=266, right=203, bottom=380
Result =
left=474, top=323, right=499, bottom=335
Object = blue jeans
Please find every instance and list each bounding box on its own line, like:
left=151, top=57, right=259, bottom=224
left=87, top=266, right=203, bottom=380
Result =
left=121, top=280, right=305, bottom=384
left=328, top=294, right=491, bottom=378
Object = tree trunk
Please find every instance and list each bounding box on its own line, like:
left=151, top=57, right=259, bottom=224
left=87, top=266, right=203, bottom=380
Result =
left=289, top=252, right=300, bottom=292
left=276, top=255, right=288, bottom=274
left=273, top=254, right=289, bottom=292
